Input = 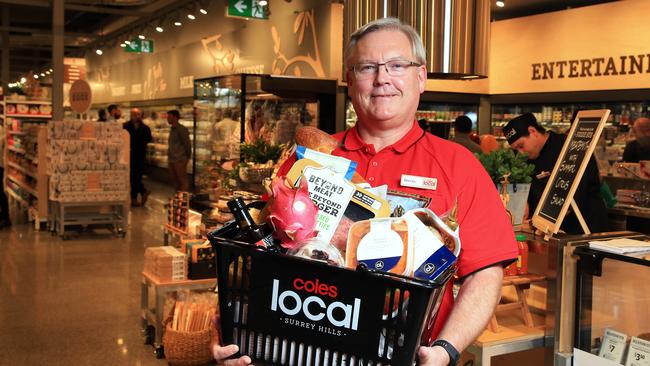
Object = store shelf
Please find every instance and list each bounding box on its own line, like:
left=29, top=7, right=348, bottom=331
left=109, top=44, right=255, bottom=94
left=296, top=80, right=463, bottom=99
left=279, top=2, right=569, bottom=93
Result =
left=8, top=146, right=26, bottom=154
left=8, top=130, right=26, bottom=135
left=7, top=175, right=38, bottom=197
left=5, top=100, right=51, bottom=105
left=7, top=162, right=37, bottom=179
left=25, top=154, right=37, bottom=163
left=6, top=188, right=29, bottom=207
left=5, top=114, right=51, bottom=119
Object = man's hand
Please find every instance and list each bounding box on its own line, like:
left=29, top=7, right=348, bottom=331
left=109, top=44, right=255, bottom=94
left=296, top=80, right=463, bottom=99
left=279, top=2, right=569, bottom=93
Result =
left=418, top=345, right=450, bottom=366
left=211, top=344, right=252, bottom=366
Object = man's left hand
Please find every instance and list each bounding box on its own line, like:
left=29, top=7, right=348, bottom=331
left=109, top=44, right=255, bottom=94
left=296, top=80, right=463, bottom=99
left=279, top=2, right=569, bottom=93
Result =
left=418, top=345, right=450, bottom=366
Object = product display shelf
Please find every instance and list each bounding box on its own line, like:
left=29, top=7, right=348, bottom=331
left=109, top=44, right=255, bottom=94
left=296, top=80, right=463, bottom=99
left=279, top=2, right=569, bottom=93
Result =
left=4, top=121, right=49, bottom=229
left=140, top=271, right=216, bottom=358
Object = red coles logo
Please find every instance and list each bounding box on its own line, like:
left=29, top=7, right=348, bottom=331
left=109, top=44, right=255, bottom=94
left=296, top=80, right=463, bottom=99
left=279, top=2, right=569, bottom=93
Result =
left=293, top=278, right=338, bottom=298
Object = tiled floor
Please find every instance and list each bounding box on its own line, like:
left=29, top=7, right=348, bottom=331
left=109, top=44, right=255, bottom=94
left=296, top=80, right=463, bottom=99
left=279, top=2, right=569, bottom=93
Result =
left=0, top=179, right=176, bottom=365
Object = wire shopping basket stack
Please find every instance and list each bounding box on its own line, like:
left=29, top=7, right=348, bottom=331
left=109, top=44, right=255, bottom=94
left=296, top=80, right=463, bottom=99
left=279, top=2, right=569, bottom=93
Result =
left=208, top=231, right=454, bottom=366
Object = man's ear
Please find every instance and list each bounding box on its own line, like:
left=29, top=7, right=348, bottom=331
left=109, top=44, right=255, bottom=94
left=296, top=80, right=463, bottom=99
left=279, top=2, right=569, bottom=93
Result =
left=528, top=126, right=538, bottom=136
left=346, top=70, right=353, bottom=96
left=418, top=65, right=427, bottom=93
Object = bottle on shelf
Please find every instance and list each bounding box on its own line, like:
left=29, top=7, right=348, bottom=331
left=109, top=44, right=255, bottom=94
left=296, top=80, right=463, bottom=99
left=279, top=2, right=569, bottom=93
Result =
left=516, top=234, right=529, bottom=275
left=227, top=197, right=278, bottom=251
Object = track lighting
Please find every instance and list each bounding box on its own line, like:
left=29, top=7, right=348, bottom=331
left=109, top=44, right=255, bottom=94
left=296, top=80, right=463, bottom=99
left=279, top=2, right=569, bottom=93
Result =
left=96, top=49, right=103, bottom=55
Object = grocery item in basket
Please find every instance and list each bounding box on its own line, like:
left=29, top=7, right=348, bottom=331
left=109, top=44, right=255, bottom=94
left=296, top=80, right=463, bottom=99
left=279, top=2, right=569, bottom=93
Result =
left=266, top=176, right=318, bottom=249
left=345, top=218, right=411, bottom=275
left=296, top=145, right=357, bottom=180
left=295, top=125, right=339, bottom=153
left=288, top=237, right=344, bottom=266
left=404, top=208, right=458, bottom=281
left=228, top=197, right=278, bottom=251
left=286, top=159, right=390, bottom=254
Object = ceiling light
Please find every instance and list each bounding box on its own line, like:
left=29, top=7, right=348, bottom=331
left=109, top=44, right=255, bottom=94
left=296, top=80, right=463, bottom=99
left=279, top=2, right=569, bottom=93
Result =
left=96, top=49, right=103, bottom=55
left=40, top=73, right=45, bottom=77
left=125, top=40, right=131, bottom=45
left=120, top=43, right=126, bottom=47
left=138, top=34, right=145, bottom=39
left=174, top=21, right=182, bottom=26
left=199, top=8, right=207, bottom=14
left=496, top=1, right=505, bottom=7
left=155, top=26, right=163, bottom=32
left=187, top=14, right=196, bottom=20
left=20, top=77, right=26, bottom=83
left=49, top=68, right=53, bottom=72
left=34, top=74, right=39, bottom=79
left=45, top=71, right=51, bottom=75
left=259, top=0, right=268, bottom=5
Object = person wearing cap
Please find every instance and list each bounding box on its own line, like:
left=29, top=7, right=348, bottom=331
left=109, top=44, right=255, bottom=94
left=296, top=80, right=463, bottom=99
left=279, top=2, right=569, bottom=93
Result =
left=213, top=17, right=517, bottom=366
left=623, top=117, right=650, bottom=162
left=503, top=113, right=609, bottom=233
left=451, top=115, right=482, bottom=154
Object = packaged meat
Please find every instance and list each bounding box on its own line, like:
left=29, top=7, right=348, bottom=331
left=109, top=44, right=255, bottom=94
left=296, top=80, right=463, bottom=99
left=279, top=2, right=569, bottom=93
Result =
left=288, top=238, right=344, bottom=266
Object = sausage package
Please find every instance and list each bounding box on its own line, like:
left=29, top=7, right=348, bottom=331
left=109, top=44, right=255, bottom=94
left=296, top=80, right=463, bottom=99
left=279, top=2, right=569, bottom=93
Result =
left=345, top=218, right=412, bottom=276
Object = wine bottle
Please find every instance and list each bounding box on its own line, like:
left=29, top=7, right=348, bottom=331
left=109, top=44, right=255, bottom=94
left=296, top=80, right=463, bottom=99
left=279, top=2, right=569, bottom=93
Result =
left=227, top=197, right=277, bottom=251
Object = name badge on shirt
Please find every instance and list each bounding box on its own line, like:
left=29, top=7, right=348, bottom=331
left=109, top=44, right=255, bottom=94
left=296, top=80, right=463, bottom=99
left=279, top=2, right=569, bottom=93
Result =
left=400, top=174, right=437, bottom=191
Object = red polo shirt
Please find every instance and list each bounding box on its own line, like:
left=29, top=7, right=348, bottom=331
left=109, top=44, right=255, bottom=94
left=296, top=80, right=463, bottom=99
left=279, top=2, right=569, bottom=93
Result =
left=279, top=121, right=517, bottom=342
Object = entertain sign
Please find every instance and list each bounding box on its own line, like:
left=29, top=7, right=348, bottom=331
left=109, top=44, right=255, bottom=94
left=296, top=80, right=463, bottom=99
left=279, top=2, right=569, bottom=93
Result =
left=532, top=54, right=650, bottom=80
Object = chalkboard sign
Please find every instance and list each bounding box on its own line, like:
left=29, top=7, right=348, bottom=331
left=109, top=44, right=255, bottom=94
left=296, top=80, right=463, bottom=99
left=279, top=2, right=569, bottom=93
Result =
left=532, top=109, right=610, bottom=235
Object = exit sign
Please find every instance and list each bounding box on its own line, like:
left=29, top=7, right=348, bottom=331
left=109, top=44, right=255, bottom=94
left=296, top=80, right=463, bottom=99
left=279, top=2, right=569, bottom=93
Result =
left=228, top=0, right=268, bottom=19
left=125, top=39, right=154, bottom=53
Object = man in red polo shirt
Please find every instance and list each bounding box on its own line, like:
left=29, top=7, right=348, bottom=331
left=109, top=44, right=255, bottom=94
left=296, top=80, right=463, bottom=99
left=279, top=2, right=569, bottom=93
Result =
left=213, top=18, right=517, bottom=366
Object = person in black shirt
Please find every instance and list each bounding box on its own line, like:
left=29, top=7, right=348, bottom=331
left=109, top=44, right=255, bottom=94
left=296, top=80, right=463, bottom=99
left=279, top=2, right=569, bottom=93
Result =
left=123, top=108, right=153, bottom=206
left=623, top=117, right=650, bottom=163
left=503, top=113, right=610, bottom=234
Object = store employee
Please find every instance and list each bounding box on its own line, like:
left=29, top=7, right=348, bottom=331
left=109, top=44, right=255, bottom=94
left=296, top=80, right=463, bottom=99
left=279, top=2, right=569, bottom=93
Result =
left=503, top=113, right=610, bottom=234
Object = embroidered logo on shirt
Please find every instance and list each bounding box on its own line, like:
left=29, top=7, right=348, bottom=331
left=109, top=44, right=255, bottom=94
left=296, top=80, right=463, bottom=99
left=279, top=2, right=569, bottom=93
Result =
left=400, top=174, right=438, bottom=190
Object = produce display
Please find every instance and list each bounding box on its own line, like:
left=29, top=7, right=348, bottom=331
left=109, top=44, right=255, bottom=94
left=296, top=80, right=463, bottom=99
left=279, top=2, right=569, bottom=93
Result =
left=48, top=120, right=129, bottom=202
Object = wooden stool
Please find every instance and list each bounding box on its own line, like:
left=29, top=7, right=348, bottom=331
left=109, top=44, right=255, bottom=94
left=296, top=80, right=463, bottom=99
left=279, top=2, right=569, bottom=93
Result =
left=488, top=273, right=546, bottom=333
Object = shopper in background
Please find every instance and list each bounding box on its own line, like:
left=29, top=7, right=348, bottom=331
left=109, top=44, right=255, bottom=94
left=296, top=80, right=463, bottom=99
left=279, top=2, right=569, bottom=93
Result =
left=0, top=122, right=10, bottom=228
left=623, top=117, right=650, bottom=162
left=451, top=115, right=482, bottom=154
left=167, top=110, right=191, bottom=192
left=213, top=17, right=517, bottom=366
left=124, top=108, right=153, bottom=207
left=107, top=104, right=122, bottom=123
left=97, top=109, right=107, bottom=122
left=503, top=112, right=610, bottom=233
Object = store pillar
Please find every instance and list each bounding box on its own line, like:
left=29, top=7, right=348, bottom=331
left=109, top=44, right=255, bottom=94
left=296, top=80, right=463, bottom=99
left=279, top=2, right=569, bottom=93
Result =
left=51, top=0, right=64, bottom=121
left=1, top=7, right=9, bottom=90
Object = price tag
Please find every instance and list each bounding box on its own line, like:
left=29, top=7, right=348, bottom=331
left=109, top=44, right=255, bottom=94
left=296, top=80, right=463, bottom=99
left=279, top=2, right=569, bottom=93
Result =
left=626, top=337, right=650, bottom=366
left=599, top=328, right=629, bottom=363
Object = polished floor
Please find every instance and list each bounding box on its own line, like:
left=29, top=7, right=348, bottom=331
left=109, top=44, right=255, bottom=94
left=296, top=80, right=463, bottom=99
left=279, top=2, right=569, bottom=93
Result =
left=0, top=179, right=175, bottom=365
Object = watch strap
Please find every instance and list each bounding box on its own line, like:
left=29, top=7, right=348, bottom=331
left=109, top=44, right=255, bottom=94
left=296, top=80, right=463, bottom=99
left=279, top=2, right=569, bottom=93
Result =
left=432, top=339, right=460, bottom=366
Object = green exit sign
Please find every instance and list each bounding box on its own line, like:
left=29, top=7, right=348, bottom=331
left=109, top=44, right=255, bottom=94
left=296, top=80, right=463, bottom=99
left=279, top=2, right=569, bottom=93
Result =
left=228, top=0, right=268, bottom=19
left=125, top=39, right=154, bottom=53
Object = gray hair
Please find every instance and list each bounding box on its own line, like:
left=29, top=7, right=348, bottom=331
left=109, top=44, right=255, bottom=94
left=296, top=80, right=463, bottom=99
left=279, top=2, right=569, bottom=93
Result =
left=345, top=17, right=427, bottom=69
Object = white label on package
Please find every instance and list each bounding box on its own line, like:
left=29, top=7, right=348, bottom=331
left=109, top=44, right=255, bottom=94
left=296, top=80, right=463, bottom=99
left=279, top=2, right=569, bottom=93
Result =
left=599, top=328, right=629, bottom=363
left=626, top=337, right=650, bottom=366
left=296, top=146, right=357, bottom=180
left=357, top=219, right=404, bottom=271
left=400, top=174, right=437, bottom=190
left=303, top=166, right=355, bottom=244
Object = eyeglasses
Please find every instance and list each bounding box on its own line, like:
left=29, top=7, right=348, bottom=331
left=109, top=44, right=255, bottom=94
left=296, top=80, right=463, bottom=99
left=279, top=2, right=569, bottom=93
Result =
left=351, top=60, right=422, bottom=79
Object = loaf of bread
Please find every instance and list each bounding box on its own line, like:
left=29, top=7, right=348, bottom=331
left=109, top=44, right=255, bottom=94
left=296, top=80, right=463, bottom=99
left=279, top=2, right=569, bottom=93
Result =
left=295, top=126, right=339, bottom=154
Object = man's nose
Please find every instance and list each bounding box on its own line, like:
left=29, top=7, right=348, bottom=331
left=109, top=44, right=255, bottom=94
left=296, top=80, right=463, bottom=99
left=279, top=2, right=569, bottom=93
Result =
left=373, top=64, right=391, bottom=85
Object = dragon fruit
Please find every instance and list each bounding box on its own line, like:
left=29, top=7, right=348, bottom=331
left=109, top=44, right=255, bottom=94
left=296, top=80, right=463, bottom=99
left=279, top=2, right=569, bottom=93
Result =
left=267, top=176, right=318, bottom=249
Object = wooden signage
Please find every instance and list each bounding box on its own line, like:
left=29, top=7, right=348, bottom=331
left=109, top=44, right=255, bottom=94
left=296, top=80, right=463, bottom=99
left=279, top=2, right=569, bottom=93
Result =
left=532, top=109, right=610, bottom=235
left=69, top=79, right=92, bottom=113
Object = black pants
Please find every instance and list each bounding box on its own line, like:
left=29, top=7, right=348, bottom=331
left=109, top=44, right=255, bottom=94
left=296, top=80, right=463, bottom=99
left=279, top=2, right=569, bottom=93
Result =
left=0, top=167, right=9, bottom=221
left=130, top=163, right=147, bottom=201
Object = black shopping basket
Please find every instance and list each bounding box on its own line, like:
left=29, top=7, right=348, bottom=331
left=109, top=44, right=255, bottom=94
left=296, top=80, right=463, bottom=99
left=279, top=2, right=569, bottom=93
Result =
left=208, top=231, right=453, bottom=366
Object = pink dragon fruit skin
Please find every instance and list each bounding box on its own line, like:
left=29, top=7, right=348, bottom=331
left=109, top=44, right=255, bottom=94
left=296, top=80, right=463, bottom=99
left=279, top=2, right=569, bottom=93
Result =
left=267, top=177, right=318, bottom=249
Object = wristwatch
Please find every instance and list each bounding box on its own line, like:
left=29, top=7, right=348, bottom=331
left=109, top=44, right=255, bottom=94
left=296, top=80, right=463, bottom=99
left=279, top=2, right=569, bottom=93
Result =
left=432, top=339, right=460, bottom=366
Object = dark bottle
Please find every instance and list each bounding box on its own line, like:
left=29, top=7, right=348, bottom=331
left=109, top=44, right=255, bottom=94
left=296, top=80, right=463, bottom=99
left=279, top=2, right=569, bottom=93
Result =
left=227, top=197, right=276, bottom=251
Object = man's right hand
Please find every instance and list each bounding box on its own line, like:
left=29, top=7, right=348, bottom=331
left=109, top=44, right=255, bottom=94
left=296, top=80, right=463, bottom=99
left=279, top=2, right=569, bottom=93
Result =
left=211, top=344, right=252, bottom=366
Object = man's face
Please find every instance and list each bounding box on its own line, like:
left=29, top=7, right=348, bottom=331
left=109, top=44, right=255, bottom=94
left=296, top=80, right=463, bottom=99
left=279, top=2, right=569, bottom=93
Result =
left=347, top=29, right=426, bottom=129
left=509, top=127, right=545, bottom=159
left=167, top=114, right=177, bottom=125
left=131, top=109, right=142, bottom=122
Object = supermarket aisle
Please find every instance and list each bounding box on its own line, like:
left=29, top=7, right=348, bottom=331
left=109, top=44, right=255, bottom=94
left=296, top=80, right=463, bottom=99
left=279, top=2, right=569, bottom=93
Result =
left=0, top=179, right=176, bottom=365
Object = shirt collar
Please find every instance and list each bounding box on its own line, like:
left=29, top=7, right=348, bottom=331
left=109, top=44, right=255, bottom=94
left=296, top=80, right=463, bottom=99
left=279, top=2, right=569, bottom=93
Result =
left=343, top=120, right=425, bottom=153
